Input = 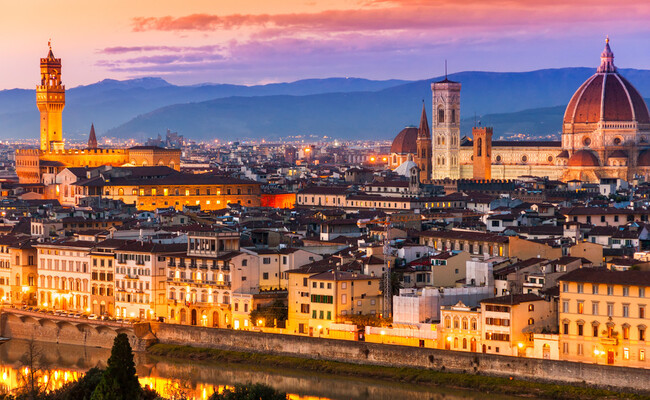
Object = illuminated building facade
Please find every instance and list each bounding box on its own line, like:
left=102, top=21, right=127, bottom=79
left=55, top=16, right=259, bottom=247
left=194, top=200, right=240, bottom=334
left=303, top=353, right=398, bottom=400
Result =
left=75, top=172, right=261, bottom=211
left=559, top=268, right=649, bottom=368
left=165, top=231, right=258, bottom=328
left=35, top=241, right=94, bottom=313
left=389, top=38, right=650, bottom=183
left=15, top=45, right=181, bottom=184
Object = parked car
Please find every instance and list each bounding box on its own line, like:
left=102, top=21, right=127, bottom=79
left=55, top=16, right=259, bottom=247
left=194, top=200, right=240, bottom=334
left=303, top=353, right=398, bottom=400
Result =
left=88, top=314, right=99, bottom=320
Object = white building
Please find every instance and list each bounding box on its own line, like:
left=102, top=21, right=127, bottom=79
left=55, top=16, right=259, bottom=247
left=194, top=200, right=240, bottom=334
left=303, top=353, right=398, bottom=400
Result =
left=36, top=241, right=94, bottom=312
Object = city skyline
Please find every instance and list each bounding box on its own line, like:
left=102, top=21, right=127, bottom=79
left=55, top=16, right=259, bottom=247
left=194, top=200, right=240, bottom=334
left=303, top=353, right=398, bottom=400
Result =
left=3, top=0, right=650, bottom=89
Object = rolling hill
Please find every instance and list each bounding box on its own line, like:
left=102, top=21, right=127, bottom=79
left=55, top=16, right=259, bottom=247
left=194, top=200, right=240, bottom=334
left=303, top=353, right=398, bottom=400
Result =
left=5, top=67, right=650, bottom=141
left=106, top=68, right=650, bottom=141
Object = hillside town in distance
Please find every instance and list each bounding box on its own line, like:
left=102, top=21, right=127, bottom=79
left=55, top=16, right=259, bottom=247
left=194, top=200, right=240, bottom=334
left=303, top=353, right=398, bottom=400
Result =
left=0, top=39, right=650, bottom=373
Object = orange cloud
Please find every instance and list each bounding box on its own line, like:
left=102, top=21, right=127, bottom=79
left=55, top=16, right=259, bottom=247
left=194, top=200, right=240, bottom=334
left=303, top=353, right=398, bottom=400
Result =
left=132, top=1, right=650, bottom=33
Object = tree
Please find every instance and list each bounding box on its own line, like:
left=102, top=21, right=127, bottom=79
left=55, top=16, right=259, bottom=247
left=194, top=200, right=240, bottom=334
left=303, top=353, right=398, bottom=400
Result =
left=16, top=340, right=49, bottom=400
left=249, top=300, right=288, bottom=328
left=209, top=383, right=287, bottom=400
left=50, top=367, right=104, bottom=400
left=90, top=334, right=142, bottom=400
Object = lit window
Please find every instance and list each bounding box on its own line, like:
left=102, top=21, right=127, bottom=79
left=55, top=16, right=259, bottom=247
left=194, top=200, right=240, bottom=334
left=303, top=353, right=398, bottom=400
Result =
left=185, top=189, right=190, bottom=196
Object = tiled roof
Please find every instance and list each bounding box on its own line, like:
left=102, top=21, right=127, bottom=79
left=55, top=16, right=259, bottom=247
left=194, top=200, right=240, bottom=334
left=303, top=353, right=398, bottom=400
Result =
left=559, top=267, right=650, bottom=286
left=418, top=229, right=509, bottom=243
left=480, top=293, right=545, bottom=305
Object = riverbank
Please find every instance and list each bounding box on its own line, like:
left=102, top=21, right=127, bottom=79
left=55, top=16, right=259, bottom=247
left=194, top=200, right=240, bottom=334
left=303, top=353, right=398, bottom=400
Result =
left=147, top=344, right=650, bottom=400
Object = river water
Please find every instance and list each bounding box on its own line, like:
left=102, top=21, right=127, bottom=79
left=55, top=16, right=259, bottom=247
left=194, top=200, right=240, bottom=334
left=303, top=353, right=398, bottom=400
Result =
left=0, top=339, right=526, bottom=400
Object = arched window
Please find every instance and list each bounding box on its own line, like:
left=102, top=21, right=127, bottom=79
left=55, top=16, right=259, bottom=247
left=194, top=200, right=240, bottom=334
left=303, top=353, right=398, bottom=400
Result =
left=438, top=107, right=445, bottom=123
left=462, top=317, right=468, bottom=330
left=462, top=338, right=467, bottom=349
left=453, top=317, right=460, bottom=329
left=453, top=337, right=458, bottom=348
left=118, top=188, right=124, bottom=196
left=444, top=316, right=451, bottom=329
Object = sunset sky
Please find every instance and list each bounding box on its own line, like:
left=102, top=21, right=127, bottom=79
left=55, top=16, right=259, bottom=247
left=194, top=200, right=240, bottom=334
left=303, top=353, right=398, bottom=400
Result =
left=2, top=0, right=650, bottom=89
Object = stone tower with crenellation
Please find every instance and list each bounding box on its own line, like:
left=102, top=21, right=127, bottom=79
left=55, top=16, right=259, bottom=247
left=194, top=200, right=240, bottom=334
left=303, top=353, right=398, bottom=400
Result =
left=37, top=43, right=65, bottom=152
left=431, top=77, right=461, bottom=180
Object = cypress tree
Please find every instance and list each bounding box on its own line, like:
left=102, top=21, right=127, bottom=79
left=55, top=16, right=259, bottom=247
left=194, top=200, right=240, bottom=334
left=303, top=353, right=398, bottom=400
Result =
left=90, top=333, right=142, bottom=400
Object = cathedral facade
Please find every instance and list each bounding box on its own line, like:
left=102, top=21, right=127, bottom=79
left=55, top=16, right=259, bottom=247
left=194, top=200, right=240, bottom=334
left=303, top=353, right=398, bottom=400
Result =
left=389, top=38, right=650, bottom=183
left=15, top=46, right=180, bottom=184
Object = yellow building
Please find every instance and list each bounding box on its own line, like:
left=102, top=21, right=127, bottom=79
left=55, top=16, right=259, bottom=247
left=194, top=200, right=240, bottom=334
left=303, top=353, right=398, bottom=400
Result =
left=480, top=294, right=556, bottom=356
left=9, top=241, right=38, bottom=307
left=286, top=264, right=332, bottom=335
left=15, top=45, right=180, bottom=184
left=439, top=301, right=481, bottom=352
left=418, top=230, right=509, bottom=258
left=76, top=172, right=261, bottom=211
left=559, top=268, right=649, bottom=368
left=287, top=269, right=382, bottom=337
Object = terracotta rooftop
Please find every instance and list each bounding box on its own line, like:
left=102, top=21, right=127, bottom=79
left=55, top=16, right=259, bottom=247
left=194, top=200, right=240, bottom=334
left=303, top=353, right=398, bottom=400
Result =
left=559, top=267, right=650, bottom=286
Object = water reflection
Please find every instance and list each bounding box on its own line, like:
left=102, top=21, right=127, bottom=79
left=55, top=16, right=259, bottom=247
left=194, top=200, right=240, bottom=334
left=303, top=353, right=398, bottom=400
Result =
left=0, top=340, right=522, bottom=400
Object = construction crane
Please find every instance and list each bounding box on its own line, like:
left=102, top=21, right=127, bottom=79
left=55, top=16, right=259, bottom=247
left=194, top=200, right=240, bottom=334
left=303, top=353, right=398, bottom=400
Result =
left=357, top=217, right=394, bottom=319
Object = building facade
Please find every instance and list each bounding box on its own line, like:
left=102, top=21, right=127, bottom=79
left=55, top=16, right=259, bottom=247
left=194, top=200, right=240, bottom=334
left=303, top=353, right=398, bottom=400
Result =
left=15, top=45, right=181, bottom=184
left=389, top=38, right=650, bottom=183
left=559, top=268, right=649, bottom=368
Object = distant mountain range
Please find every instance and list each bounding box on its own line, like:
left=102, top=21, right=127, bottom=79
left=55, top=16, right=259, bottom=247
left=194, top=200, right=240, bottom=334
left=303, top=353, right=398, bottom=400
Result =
left=3, top=68, right=650, bottom=142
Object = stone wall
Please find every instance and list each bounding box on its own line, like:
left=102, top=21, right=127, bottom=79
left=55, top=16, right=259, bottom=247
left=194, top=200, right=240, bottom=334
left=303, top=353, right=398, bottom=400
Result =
left=3, top=310, right=649, bottom=393
left=0, top=310, right=146, bottom=351
left=148, top=322, right=650, bottom=393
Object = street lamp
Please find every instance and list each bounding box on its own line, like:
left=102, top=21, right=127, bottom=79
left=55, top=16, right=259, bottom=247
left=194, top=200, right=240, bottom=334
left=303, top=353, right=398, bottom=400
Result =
left=380, top=330, right=386, bottom=344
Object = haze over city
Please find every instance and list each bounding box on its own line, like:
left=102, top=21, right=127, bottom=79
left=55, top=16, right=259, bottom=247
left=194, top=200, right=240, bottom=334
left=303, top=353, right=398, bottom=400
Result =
left=3, top=0, right=650, bottom=89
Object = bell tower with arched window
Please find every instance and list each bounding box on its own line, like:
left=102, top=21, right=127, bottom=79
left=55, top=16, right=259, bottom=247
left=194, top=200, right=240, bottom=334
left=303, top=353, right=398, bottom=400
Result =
left=37, top=42, right=65, bottom=152
left=431, top=77, right=461, bottom=179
